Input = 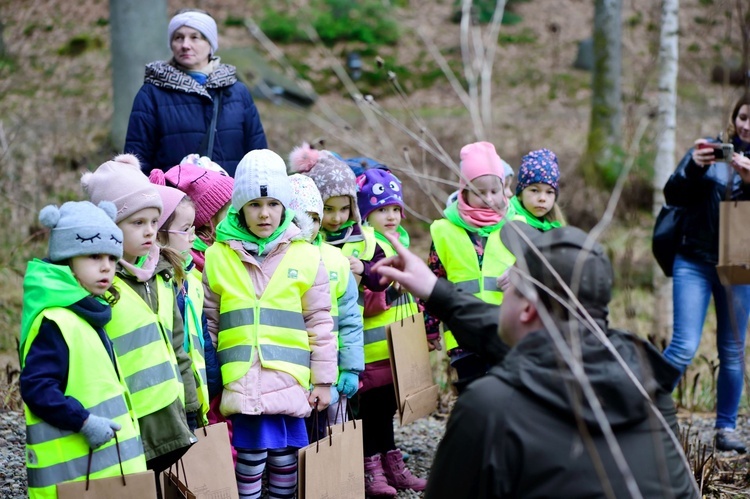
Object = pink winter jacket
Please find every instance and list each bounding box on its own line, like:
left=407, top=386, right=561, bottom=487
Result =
left=203, top=223, right=337, bottom=419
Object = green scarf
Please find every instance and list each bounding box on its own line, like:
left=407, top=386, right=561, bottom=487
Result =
left=443, top=201, right=508, bottom=238
left=19, top=259, right=91, bottom=358
left=373, top=225, right=410, bottom=251
left=215, top=206, right=295, bottom=255
left=192, top=237, right=209, bottom=252
left=510, top=196, right=562, bottom=232
left=322, top=220, right=355, bottom=239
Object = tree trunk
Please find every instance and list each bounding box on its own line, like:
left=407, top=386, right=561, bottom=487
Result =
left=109, top=0, right=169, bottom=151
left=653, top=0, right=679, bottom=346
left=581, top=0, right=622, bottom=186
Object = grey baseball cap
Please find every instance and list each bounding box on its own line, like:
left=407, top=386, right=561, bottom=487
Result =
left=500, top=222, right=613, bottom=319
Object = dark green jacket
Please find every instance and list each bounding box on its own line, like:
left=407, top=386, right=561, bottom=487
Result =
left=423, top=279, right=698, bottom=499
left=115, top=257, right=199, bottom=462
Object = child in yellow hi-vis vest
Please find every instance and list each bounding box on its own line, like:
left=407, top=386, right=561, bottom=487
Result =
left=19, top=201, right=147, bottom=499
left=81, top=154, right=199, bottom=483
left=426, top=142, right=518, bottom=393
left=288, top=142, right=389, bottom=292
left=203, top=149, right=337, bottom=499
left=287, top=174, right=365, bottom=431
left=148, top=182, right=216, bottom=428
left=355, top=166, right=428, bottom=497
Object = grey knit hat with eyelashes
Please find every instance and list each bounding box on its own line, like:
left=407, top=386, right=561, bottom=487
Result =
left=39, top=201, right=124, bottom=262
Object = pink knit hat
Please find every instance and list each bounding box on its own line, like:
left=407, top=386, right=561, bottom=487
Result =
left=459, top=142, right=505, bottom=191
left=81, top=154, right=162, bottom=223
left=149, top=163, right=233, bottom=229
left=152, top=184, right=187, bottom=230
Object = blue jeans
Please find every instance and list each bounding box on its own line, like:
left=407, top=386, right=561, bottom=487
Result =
left=664, top=254, right=750, bottom=429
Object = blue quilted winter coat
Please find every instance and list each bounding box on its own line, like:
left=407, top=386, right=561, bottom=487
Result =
left=125, top=60, right=267, bottom=177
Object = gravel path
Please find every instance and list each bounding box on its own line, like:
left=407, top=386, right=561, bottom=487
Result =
left=0, top=408, right=447, bottom=499
left=2, top=406, right=747, bottom=498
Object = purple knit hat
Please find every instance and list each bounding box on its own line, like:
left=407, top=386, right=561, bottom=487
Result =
left=356, top=169, right=404, bottom=221
left=515, top=148, right=560, bottom=196
left=149, top=162, right=233, bottom=229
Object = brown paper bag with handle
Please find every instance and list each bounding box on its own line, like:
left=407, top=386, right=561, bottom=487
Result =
left=163, top=459, right=197, bottom=499
left=167, top=422, right=238, bottom=499
left=298, top=405, right=364, bottom=499
left=56, top=435, right=156, bottom=499
left=717, top=200, right=750, bottom=285
left=387, top=311, right=439, bottom=425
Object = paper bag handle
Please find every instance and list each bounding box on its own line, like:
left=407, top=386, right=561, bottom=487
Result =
left=332, top=397, right=358, bottom=433
left=85, top=432, right=125, bottom=491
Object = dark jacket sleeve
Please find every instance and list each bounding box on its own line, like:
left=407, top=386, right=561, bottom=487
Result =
left=426, top=278, right=509, bottom=366
left=202, top=311, right=222, bottom=399
left=20, top=319, right=89, bottom=432
left=124, top=85, right=158, bottom=174
left=663, top=146, right=709, bottom=207
left=360, top=244, right=389, bottom=292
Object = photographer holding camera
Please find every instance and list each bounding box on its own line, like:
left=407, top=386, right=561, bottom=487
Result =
left=662, top=93, right=750, bottom=453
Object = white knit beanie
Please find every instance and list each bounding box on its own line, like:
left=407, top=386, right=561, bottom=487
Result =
left=232, top=150, right=292, bottom=212
left=168, top=11, right=219, bottom=55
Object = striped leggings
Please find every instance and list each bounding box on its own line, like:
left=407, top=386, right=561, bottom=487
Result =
left=235, top=447, right=297, bottom=499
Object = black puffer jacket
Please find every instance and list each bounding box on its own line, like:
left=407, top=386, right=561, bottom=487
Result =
left=423, top=279, right=698, bottom=499
left=664, top=138, right=750, bottom=265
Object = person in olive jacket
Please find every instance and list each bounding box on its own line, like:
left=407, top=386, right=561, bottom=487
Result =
left=372, top=223, right=699, bottom=499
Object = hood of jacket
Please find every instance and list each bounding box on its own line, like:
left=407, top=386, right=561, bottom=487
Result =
left=144, top=59, right=238, bottom=99
left=19, top=259, right=91, bottom=355
left=492, top=326, right=678, bottom=429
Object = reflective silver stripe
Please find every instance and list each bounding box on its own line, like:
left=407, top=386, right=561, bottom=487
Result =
left=27, top=395, right=128, bottom=445
left=191, top=334, right=205, bottom=356
left=483, top=277, right=501, bottom=292
left=164, top=328, right=173, bottom=342
left=125, top=361, right=176, bottom=394
left=363, top=327, right=387, bottom=345
left=219, top=308, right=254, bottom=331
left=218, top=345, right=252, bottom=366
left=198, top=368, right=208, bottom=385
left=259, top=344, right=311, bottom=368
left=259, top=309, right=306, bottom=331
left=27, top=435, right=143, bottom=489
left=455, top=279, right=480, bottom=294
left=331, top=316, right=340, bottom=334
left=111, top=323, right=161, bottom=356
left=357, top=291, right=365, bottom=307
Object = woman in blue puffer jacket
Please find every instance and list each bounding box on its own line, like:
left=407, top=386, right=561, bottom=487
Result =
left=125, top=8, right=267, bottom=177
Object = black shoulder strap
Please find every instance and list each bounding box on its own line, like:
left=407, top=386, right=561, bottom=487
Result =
left=198, top=91, right=223, bottom=159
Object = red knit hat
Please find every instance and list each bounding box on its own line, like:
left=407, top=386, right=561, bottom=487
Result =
left=149, top=163, right=233, bottom=229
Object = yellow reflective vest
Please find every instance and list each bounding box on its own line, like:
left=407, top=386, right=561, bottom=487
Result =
left=22, top=308, right=146, bottom=499
left=430, top=219, right=516, bottom=350
left=183, top=270, right=209, bottom=424
left=106, top=275, right=184, bottom=418
left=204, top=241, right=319, bottom=388
left=360, top=238, right=419, bottom=364
left=319, top=242, right=349, bottom=348
left=341, top=225, right=376, bottom=261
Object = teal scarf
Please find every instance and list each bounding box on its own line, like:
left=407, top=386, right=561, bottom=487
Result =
left=443, top=201, right=507, bottom=238
left=215, top=206, right=295, bottom=255
left=510, top=196, right=562, bottom=232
